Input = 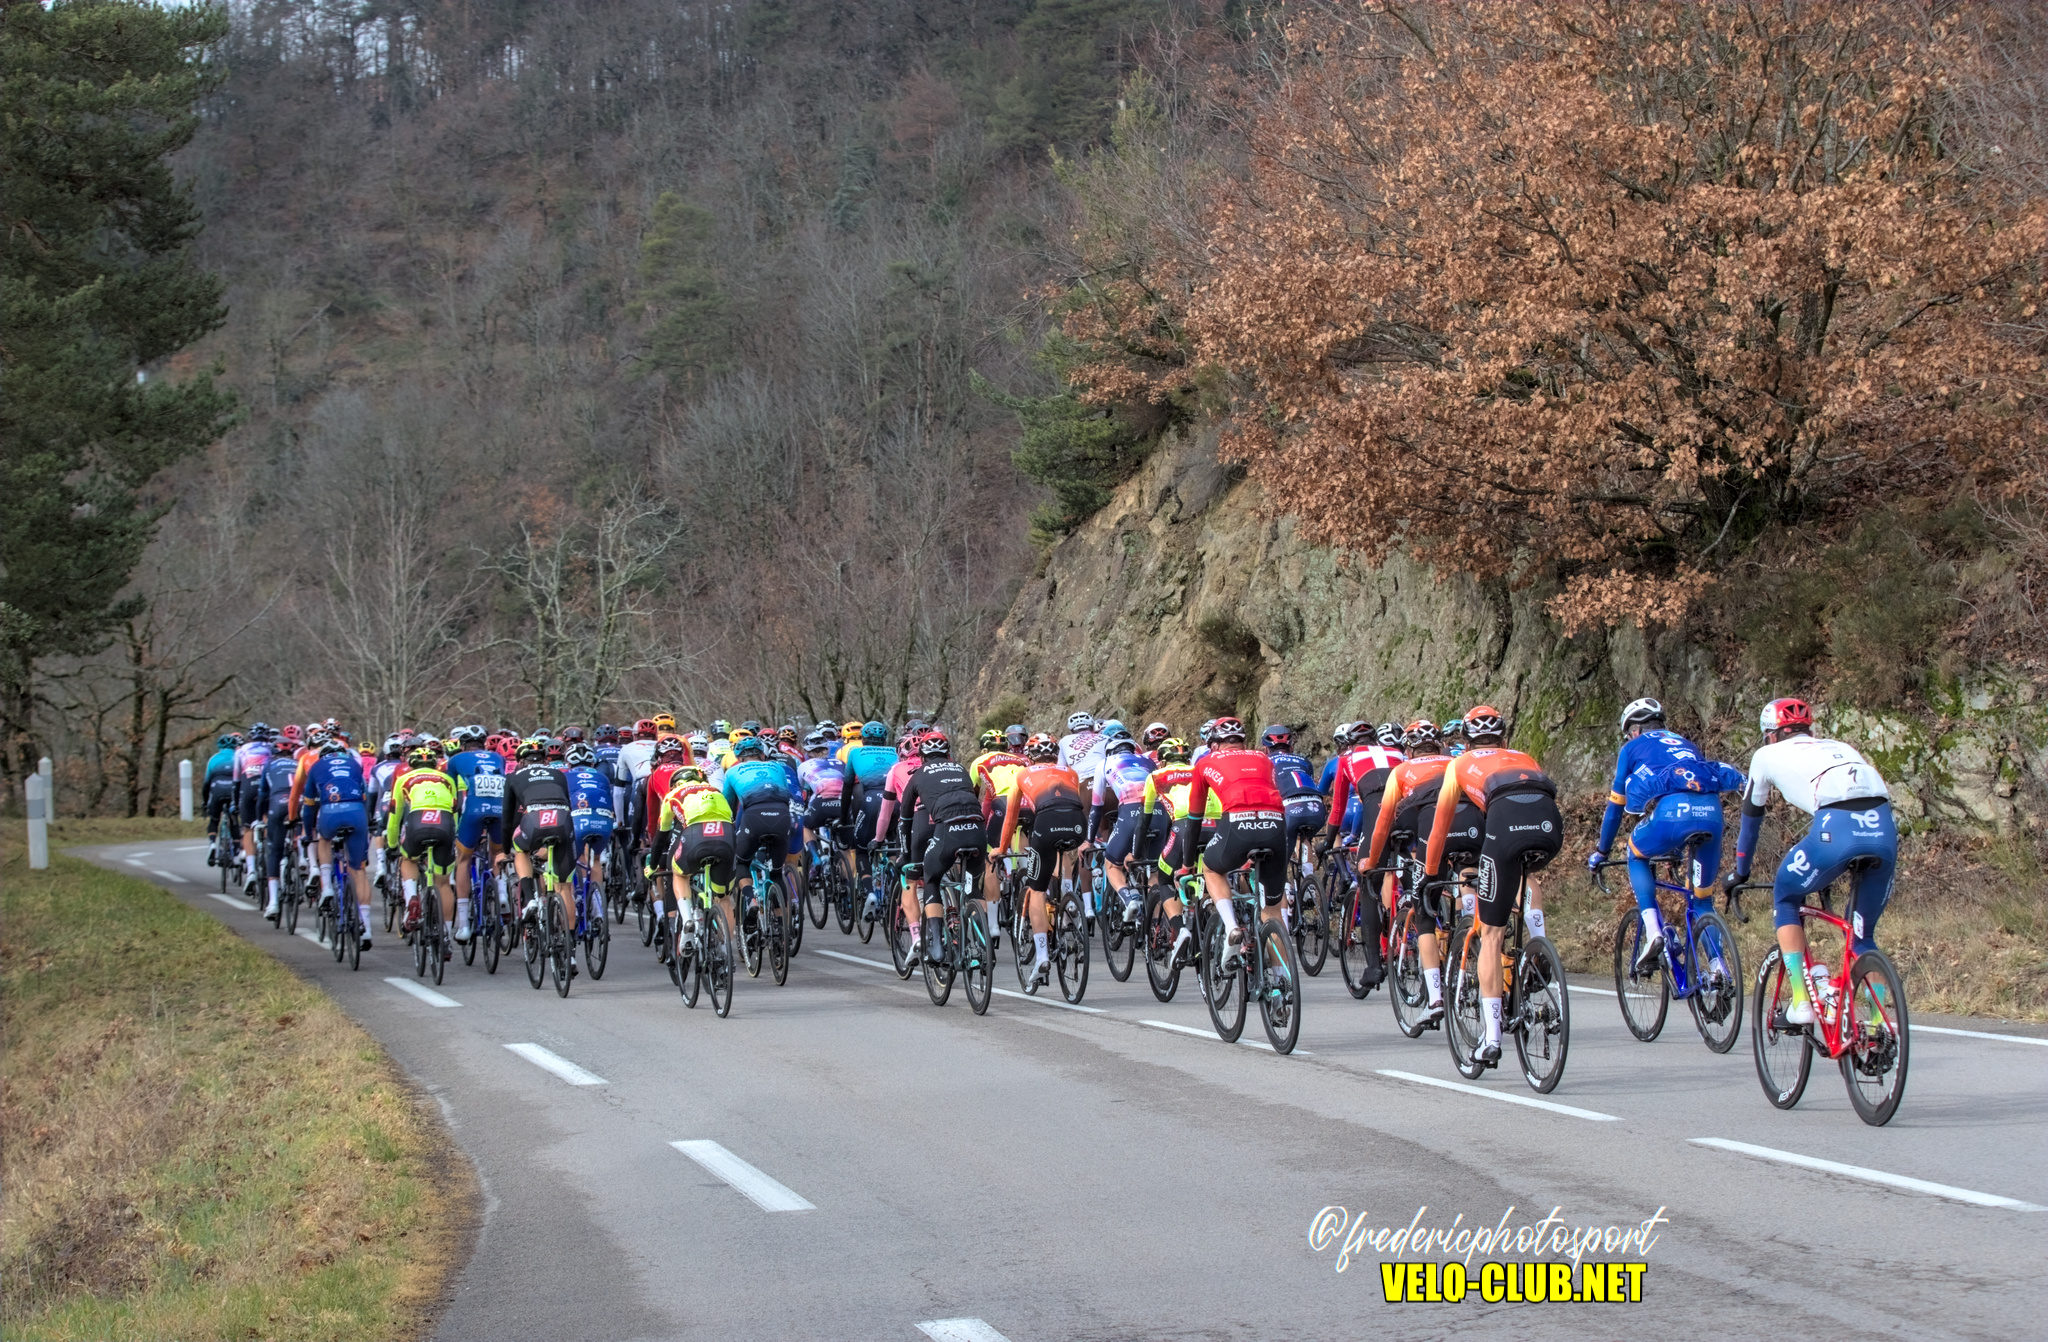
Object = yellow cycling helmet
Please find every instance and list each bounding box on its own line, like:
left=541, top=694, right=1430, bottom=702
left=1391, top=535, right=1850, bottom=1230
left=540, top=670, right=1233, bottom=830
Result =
left=840, top=722, right=863, bottom=742
left=653, top=712, right=677, bottom=732
left=730, top=725, right=756, bottom=742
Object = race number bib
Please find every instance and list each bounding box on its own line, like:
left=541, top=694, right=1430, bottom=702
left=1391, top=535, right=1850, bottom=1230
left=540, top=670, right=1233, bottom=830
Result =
left=472, top=773, right=505, bottom=798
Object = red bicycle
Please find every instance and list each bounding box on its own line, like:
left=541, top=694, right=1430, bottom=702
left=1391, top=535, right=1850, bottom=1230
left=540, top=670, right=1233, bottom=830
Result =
left=1738, top=868, right=1909, bottom=1126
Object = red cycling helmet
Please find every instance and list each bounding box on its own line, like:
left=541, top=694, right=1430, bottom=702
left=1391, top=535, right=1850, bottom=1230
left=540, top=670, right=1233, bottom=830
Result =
left=1463, top=705, right=1505, bottom=740
left=1210, top=716, right=1247, bottom=743
left=281, top=724, right=303, bottom=745
left=1260, top=724, right=1292, bottom=750
left=1759, top=697, right=1813, bottom=735
left=633, top=717, right=658, bottom=740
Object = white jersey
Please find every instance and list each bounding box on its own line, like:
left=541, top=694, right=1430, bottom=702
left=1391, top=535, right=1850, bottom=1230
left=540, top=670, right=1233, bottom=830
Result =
left=1059, top=729, right=1106, bottom=779
left=615, top=739, right=657, bottom=786
left=1742, top=735, right=1890, bottom=816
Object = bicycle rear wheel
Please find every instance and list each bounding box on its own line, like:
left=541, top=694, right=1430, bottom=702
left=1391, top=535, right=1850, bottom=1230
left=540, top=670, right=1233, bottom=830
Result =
left=1202, top=916, right=1246, bottom=1043
left=707, top=905, right=736, bottom=1018
left=1144, top=898, right=1181, bottom=1002
left=549, top=897, right=572, bottom=997
left=428, top=895, right=447, bottom=986
left=638, top=883, right=656, bottom=945
left=806, top=864, right=829, bottom=928
left=1294, top=871, right=1329, bottom=978
left=1841, top=950, right=1908, bottom=1126
left=1339, top=884, right=1384, bottom=999
left=1751, top=949, right=1813, bottom=1109
left=1513, top=936, right=1569, bottom=1093
left=922, top=911, right=956, bottom=1006
left=1057, top=893, right=1090, bottom=1004
left=1100, top=898, right=1136, bottom=983
left=886, top=894, right=913, bottom=978
left=1258, top=921, right=1302, bottom=1055
left=835, top=867, right=855, bottom=934
left=1386, top=907, right=1432, bottom=1038
left=482, top=907, right=500, bottom=973
left=768, top=879, right=790, bottom=986
left=283, top=881, right=300, bottom=935
left=346, top=906, right=362, bottom=971
left=964, top=899, right=993, bottom=1015
left=1686, top=911, right=1742, bottom=1054
left=1613, top=912, right=1670, bottom=1042
left=524, top=901, right=546, bottom=989
left=741, top=888, right=764, bottom=979
left=588, top=900, right=611, bottom=980
left=1445, top=923, right=1486, bottom=1079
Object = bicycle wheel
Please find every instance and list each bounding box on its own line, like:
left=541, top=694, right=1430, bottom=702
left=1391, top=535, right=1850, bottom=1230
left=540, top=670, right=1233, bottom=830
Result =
left=1751, top=949, right=1812, bottom=1109
left=1387, top=907, right=1432, bottom=1038
left=1339, top=885, right=1384, bottom=999
left=461, top=896, right=478, bottom=964
left=549, top=896, right=572, bottom=997
left=414, top=905, right=429, bottom=978
left=524, top=901, right=546, bottom=989
left=588, top=901, right=611, bottom=980
left=1100, top=894, right=1137, bottom=983
left=1685, top=911, right=1742, bottom=1054
left=1057, top=894, right=1090, bottom=1005
left=1012, top=896, right=1036, bottom=990
left=1144, top=897, right=1182, bottom=1002
left=638, top=881, right=656, bottom=945
left=482, top=906, right=500, bottom=973
left=346, top=902, right=362, bottom=971
left=283, top=880, right=300, bottom=935
left=922, top=911, right=955, bottom=1007
left=835, top=867, right=855, bottom=934
left=383, top=876, right=398, bottom=931
left=807, top=863, right=829, bottom=929
left=886, top=894, right=914, bottom=979
left=1513, top=936, right=1569, bottom=1093
left=856, top=869, right=878, bottom=943
left=768, top=878, right=790, bottom=987
left=964, top=899, right=993, bottom=1015
left=1613, top=912, right=1670, bottom=1042
left=707, top=904, right=736, bottom=1018
left=1201, top=915, right=1246, bottom=1042
left=676, top=917, right=701, bottom=1007
left=1841, top=950, right=1909, bottom=1126
left=740, top=887, right=764, bottom=979
left=1258, top=921, right=1302, bottom=1055
left=428, top=895, right=448, bottom=986
left=331, top=887, right=347, bottom=963
left=1445, top=923, right=1486, bottom=1079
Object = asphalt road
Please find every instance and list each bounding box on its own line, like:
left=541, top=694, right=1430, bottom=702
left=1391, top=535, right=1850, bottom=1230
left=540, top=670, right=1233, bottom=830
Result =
left=76, top=840, right=2048, bottom=1342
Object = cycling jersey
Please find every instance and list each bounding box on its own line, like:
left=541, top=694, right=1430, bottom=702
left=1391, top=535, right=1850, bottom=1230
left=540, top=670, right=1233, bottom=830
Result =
left=1088, top=751, right=1155, bottom=821
left=798, top=755, right=847, bottom=806
left=899, top=759, right=982, bottom=825
left=297, top=751, right=366, bottom=811
left=1141, top=763, right=1196, bottom=820
left=876, top=757, right=922, bottom=840
left=642, top=760, right=690, bottom=839
left=722, top=758, right=795, bottom=814
left=503, top=763, right=571, bottom=828
left=1423, top=747, right=1549, bottom=876
left=447, top=749, right=507, bottom=816
left=1740, top=736, right=1891, bottom=816
left=659, top=780, right=733, bottom=830
left=1266, top=749, right=1320, bottom=798
left=1329, top=743, right=1405, bottom=822
left=1362, top=754, right=1451, bottom=868
left=1595, top=729, right=1744, bottom=851
left=1058, top=728, right=1106, bottom=777
left=844, top=743, right=896, bottom=787
left=565, top=764, right=616, bottom=836
left=997, top=763, right=1086, bottom=853
left=232, top=740, right=277, bottom=821
left=203, top=747, right=236, bottom=795
left=258, top=754, right=298, bottom=817
left=386, top=767, right=456, bottom=838
left=1733, top=734, right=1896, bottom=951
left=1185, top=746, right=1283, bottom=817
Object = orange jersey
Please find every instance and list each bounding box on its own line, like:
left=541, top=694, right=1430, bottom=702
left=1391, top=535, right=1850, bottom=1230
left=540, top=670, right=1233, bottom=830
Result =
left=1363, top=754, right=1452, bottom=868
left=998, top=763, right=1085, bottom=852
left=1423, top=748, right=1548, bottom=875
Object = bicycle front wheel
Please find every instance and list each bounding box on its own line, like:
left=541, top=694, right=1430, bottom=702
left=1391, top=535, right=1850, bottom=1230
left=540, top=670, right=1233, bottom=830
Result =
left=1686, top=911, right=1742, bottom=1054
left=964, top=899, right=993, bottom=1015
left=1751, top=949, right=1812, bottom=1109
left=1144, top=898, right=1181, bottom=1002
left=428, top=897, right=447, bottom=987
left=1513, top=936, right=1569, bottom=1093
left=1842, top=949, right=1909, bottom=1126
left=1445, top=922, right=1486, bottom=1079
left=1258, top=921, right=1302, bottom=1055
left=1613, top=912, right=1670, bottom=1042
left=707, top=905, right=736, bottom=1018
left=768, top=880, right=790, bottom=987
left=886, top=894, right=913, bottom=979
left=1202, top=916, right=1246, bottom=1043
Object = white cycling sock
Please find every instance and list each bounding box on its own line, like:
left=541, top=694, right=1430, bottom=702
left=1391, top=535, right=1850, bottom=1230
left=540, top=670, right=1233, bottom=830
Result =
left=358, top=903, right=373, bottom=931
left=1483, top=996, right=1503, bottom=1046
left=456, top=897, right=470, bottom=932
left=1033, top=931, right=1049, bottom=963
left=1215, top=899, right=1240, bottom=935
left=1526, top=908, right=1546, bottom=940
left=268, top=877, right=280, bottom=900
left=1424, top=966, right=1443, bottom=1005
left=987, top=905, right=1001, bottom=940
left=653, top=898, right=665, bottom=920
left=1640, top=907, right=1663, bottom=940
left=403, top=877, right=418, bottom=904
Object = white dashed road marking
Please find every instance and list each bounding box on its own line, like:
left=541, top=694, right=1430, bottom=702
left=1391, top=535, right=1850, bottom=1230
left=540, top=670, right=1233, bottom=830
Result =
left=671, top=1140, right=815, bottom=1211
left=1140, top=1018, right=1309, bottom=1053
left=1376, top=1068, right=1620, bottom=1122
left=505, top=1042, right=606, bottom=1086
left=1689, top=1138, right=2044, bottom=1210
left=385, top=977, right=460, bottom=1008
left=917, top=1320, right=1014, bottom=1342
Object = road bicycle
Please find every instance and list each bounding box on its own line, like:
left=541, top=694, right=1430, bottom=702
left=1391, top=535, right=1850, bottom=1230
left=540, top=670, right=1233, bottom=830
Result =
left=213, top=820, right=240, bottom=894
left=319, top=824, right=367, bottom=972
left=736, top=844, right=791, bottom=986
left=863, top=839, right=900, bottom=949
left=1380, top=851, right=1454, bottom=1039
left=523, top=853, right=575, bottom=996
left=670, top=867, right=737, bottom=1018
left=467, top=848, right=504, bottom=973
left=1331, top=840, right=1394, bottom=1002
left=271, top=827, right=304, bottom=935
left=1009, top=854, right=1090, bottom=1003
left=1285, top=828, right=1329, bottom=976
left=1743, top=869, right=1909, bottom=1126
left=410, top=868, right=449, bottom=986
left=1199, top=850, right=1303, bottom=1053
left=1142, top=870, right=1210, bottom=1004
left=1441, top=867, right=1569, bottom=1092
left=1595, top=846, right=1743, bottom=1053
left=1087, top=846, right=1140, bottom=983
left=918, top=848, right=995, bottom=1013
left=573, top=841, right=612, bottom=981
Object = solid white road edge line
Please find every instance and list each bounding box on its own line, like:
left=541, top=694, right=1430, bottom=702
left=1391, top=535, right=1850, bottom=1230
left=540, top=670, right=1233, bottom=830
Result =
left=173, top=844, right=209, bottom=851
left=1376, top=1069, right=1621, bottom=1122
left=813, top=947, right=1106, bottom=1012
left=1688, top=1138, right=2045, bottom=1211
left=384, top=976, right=459, bottom=1008
left=670, top=1140, right=815, bottom=1212
left=1912, top=1023, right=2048, bottom=1048
left=504, top=1042, right=606, bottom=1087
left=1139, top=1018, right=1311, bottom=1054
left=206, top=891, right=244, bottom=908
left=125, top=857, right=148, bottom=866
left=152, top=869, right=188, bottom=883
left=1569, top=983, right=1618, bottom=996
left=917, top=1320, right=1014, bottom=1342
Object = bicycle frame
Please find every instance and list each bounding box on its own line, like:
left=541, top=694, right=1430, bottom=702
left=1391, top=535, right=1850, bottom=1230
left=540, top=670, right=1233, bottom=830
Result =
left=1594, top=845, right=1728, bottom=1002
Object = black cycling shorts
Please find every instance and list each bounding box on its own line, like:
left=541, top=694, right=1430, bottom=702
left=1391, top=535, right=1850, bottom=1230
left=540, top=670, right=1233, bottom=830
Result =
left=735, top=801, right=790, bottom=868
left=513, top=808, right=574, bottom=880
left=1105, top=802, right=1161, bottom=865
left=1023, top=802, right=1085, bottom=892
left=1475, top=791, right=1563, bottom=928
left=238, top=784, right=266, bottom=827
left=1203, top=810, right=1288, bottom=903
left=401, top=811, right=457, bottom=870
left=918, top=815, right=986, bottom=890
left=1414, top=797, right=1486, bottom=864
left=673, top=820, right=735, bottom=892
left=1282, top=795, right=1328, bottom=846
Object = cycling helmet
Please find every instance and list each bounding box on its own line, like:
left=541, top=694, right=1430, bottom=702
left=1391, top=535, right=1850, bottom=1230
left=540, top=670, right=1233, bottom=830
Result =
left=1107, top=733, right=1139, bottom=754
left=1376, top=722, right=1403, bottom=748
left=653, top=713, right=677, bottom=733
left=1066, top=711, right=1094, bottom=733
left=674, top=766, right=707, bottom=785
left=688, top=731, right=709, bottom=755
left=247, top=720, right=271, bottom=740
left=817, top=720, right=838, bottom=737
left=281, top=723, right=304, bottom=746
left=595, top=723, right=619, bottom=744
left=516, top=737, right=546, bottom=761
left=218, top=732, right=242, bottom=749
left=979, top=728, right=1004, bottom=750
left=840, top=721, right=864, bottom=742
left=1332, top=721, right=1354, bottom=747
left=320, top=737, right=351, bottom=757
left=1198, top=718, right=1217, bottom=743
left=1004, top=723, right=1028, bottom=749
left=733, top=736, right=767, bottom=759
left=545, top=739, right=566, bottom=761
left=565, top=743, right=596, bottom=767
left=405, top=744, right=436, bottom=767
left=778, top=725, right=799, bottom=743
left=1098, top=719, right=1127, bottom=740
left=709, top=719, right=730, bottom=736
left=441, top=737, right=460, bottom=755
left=455, top=723, right=486, bottom=745
left=1463, top=705, right=1505, bottom=741
left=1403, top=719, right=1441, bottom=750
left=1620, top=697, right=1665, bottom=734
left=805, top=732, right=831, bottom=755
left=862, top=720, right=888, bottom=743
left=633, top=717, right=658, bottom=740
left=741, top=719, right=762, bottom=734
left=561, top=726, right=586, bottom=744
left=1023, top=733, right=1058, bottom=763
left=919, top=730, right=951, bottom=758
left=1211, top=716, right=1247, bottom=743
left=1156, top=736, right=1190, bottom=763
left=1261, top=724, right=1293, bottom=750
left=1760, top=697, right=1813, bottom=735
left=1142, top=722, right=1170, bottom=747
left=656, top=735, right=686, bottom=758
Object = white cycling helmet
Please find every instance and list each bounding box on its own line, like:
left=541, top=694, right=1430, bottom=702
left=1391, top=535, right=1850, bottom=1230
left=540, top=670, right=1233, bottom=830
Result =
left=1620, top=697, right=1665, bottom=733
left=1066, top=711, right=1094, bottom=733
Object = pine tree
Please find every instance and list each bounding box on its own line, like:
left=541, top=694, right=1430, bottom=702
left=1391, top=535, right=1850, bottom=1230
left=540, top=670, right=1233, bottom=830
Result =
left=1, top=0, right=238, bottom=787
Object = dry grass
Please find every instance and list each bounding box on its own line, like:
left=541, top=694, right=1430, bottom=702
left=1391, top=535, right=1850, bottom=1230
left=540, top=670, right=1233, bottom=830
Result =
left=1541, top=818, right=2048, bottom=1024
left=0, top=830, right=475, bottom=1339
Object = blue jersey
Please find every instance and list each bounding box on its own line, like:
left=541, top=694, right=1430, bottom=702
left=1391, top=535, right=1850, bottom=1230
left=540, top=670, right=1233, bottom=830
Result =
left=593, top=743, right=622, bottom=782
left=843, top=744, right=896, bottom=787
left=204, top=748, right=237, bottom=788
left=723, top=759, right=794, bottom=812
left=1316, top=756, right=1340, bottom=797
left=798, top=755, right=847, bottom=803
left=565, top=765, right=615, bottom=832
left=259, top=755, right=299, bottom=813
left=1268, top=750, right=1320, bottom=799
left=301, top=752, right=367, bottom=806
left=1598, top=729, right=1743, bottom=850
left=447, top=749, right=507, bottom=817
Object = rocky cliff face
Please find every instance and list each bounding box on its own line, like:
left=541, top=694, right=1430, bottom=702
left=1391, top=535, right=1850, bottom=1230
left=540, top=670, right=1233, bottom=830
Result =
left=972, top=426, right=2046, bottom=835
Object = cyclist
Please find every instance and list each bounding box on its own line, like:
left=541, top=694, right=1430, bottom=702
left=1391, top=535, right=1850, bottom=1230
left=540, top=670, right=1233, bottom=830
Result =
left=654, top=765, right=737, bottom=954
left=255, top=738, right=302, bottom=917
left=1315, top=722, right=1354, bottom=799
left=615, top=718, right=660, bottom=847
left=1174, top=717, right=1285, bottom=966
left=797, top=730, right=849, bottom=887
left=1140, top=721, right=1171, bottom=761
left=563, top=743, right=616, bottom=923
left=1726, top=697, right=1897, bottom=1028
left=1360, top=721, right=1456, bottom=1021
left=365, top=733, right=406, bottom=898
left=1326, top=724, right=1405, bottom=850
left=1082, top=725, right=1155, bottom=923
left=446, top=725, right=507, bottom=941
left=706, top=719, right=733, bottom=764
left=1261, top=724, right=1326, bottom=881
left=639, top=735, right=693, bottom=864
left=504, top=737, right=577, bottom=972
left=720, top=736, right=796, bottom=918
left=387, top=744, right=458, bottom=951
left=997, top=733, right=1088, bottom=985
left=1587, top=698, right=1746, bottom=975
left=232, top=723, right=279, bottom=884
left=1140, top=737, right=1198, bottom=960
left=203, top=733, right=241, bottom=863
left=294, top=735, right=375, bottom=951
left=1420, top=707, right=1564, bottom=1066
left=1057, top=711, right=1105, bottom=779
left=842, top=721, right=898, bottom=910
left=886, top=731, right=989, bottom=962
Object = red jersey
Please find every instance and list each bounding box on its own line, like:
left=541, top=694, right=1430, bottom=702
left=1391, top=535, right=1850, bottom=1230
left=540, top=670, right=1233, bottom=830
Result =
left=1329, top=743, right=1405, bottom=816
left=643, top=760, right=688, bottom=838
left=1185, top=745, right=1282, bottom=817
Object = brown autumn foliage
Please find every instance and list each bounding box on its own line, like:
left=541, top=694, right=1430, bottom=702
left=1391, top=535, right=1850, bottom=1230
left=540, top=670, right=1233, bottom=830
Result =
left=1080, top=1, right=2048, bottom=632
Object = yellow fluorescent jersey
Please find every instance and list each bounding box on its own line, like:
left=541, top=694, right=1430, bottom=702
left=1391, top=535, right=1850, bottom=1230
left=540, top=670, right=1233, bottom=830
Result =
left=1143, top=764, right=1196, bottom=820
left=385, top=768, right=455, bottom=845
left=658, top=780, right=733, bottom=830
left=971, top=750, right=1027, bottom=798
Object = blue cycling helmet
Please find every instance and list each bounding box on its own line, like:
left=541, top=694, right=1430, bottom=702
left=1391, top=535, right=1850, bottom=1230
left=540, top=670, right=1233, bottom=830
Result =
left=218, top=732, right=241, bottom=749
left=1099, top=719, right=1128, bottom=740
left=734, top=736, right=767, bottom=759
left=862, top=720, right=887, bottom=743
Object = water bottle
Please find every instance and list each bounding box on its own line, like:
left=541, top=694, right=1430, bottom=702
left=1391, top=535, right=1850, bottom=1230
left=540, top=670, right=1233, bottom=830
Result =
left=1810, top=962, right=1837, bottom=1021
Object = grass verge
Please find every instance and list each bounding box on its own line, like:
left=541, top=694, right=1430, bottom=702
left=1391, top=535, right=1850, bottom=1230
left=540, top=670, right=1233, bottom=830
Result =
left=1, top=828, right=474, bottom=1339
